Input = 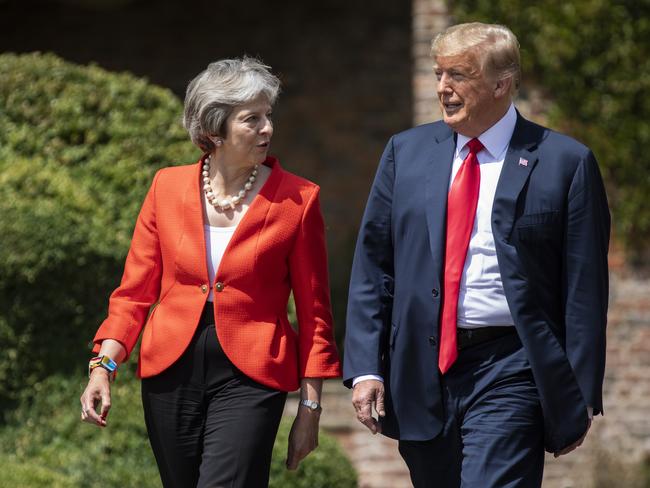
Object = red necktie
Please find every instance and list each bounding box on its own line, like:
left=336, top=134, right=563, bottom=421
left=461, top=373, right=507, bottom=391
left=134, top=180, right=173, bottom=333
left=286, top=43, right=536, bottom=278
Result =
left=438, top=138, right=483, bottom=374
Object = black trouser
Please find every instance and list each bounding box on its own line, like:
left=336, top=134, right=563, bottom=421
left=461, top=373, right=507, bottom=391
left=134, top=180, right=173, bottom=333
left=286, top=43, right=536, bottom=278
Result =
left=141, top=302, right=287, bottom=488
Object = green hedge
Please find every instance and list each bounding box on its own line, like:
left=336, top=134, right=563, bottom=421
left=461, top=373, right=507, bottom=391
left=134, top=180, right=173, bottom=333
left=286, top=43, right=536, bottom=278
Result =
left=0, top=374, right=357, bottom=487
left=451, top=1, right=650, bottom=263
left=0, top=53, right=306, bottom=415
left=270, top=414, right=357, bottom=488
left=0, top=52, right=352, bottom=487
left=0, top=52, right=198, bottom=413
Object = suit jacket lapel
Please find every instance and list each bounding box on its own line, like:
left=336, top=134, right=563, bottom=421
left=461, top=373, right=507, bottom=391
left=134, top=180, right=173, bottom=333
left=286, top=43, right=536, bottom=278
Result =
left=425, top=127, right=455, bottom=272
left=492, top=114, right=541, bottom=243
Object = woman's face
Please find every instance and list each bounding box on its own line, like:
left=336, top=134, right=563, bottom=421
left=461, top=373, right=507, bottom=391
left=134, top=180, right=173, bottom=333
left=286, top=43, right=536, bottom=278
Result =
left=220, top=96, right=273, bottom=166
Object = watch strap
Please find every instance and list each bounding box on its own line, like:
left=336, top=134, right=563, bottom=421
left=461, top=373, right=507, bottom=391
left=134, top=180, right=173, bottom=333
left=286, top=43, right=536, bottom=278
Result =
left=299, top=399, right=322, bottom=411
left=88, top=355, right=118, bottom=382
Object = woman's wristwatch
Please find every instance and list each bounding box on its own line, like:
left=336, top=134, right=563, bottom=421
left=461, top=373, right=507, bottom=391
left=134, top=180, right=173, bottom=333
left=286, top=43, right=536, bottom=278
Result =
left=88, top=355, right=118, bottom=382
left=299, top=399, right=322, bottom=412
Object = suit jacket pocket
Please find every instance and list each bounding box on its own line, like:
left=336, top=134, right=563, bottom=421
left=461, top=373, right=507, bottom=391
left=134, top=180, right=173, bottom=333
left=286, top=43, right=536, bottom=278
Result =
left=382, top=274, right=395, bottom=299
left=389, top=322, right=399, bottom=348
left=381, top=276, right=395, bottom=351
left=516, top=211, right=560, bottom=227
left=516, top=211, right=560, bottom=243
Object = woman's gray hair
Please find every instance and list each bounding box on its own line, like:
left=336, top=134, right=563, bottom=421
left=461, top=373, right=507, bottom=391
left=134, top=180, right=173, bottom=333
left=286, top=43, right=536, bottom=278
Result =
left=183, top=56, right=281, bottom=152
left=431, top=22, right=521, bottom=94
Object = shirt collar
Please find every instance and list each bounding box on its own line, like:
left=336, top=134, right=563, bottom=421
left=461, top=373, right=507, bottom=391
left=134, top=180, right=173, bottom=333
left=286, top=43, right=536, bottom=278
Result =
left=456, top=103, right=517, bottom=159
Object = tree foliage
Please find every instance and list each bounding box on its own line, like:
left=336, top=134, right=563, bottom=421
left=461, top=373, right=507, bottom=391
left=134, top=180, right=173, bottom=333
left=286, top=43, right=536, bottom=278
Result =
left=451, top=0, right=650, bottom=262
left=0, top=52, right=197, bottom=413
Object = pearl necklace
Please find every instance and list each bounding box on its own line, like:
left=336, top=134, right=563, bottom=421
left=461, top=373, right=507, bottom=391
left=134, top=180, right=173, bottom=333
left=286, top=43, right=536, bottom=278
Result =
left=202, top=155, right=259, bottom=211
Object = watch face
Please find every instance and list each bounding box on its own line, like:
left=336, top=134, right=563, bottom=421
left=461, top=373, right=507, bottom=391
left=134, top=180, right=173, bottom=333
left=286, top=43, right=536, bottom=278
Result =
left=100, top=355, right=117, bottom=372
left=301, top=400, right=319, bottom=410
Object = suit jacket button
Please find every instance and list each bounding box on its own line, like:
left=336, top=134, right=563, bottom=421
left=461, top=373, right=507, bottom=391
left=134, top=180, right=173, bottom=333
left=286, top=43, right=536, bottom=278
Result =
left=428, top=336, right=437, bottom=346
left=215, top=281, right=225, bottom=292
left=200, top=284, right=208, bottom=293
left=431, top=288, right=439, bottom=298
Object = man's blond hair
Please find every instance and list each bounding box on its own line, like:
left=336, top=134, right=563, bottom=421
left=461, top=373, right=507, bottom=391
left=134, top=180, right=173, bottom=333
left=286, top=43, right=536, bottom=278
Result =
left=431, top=22, right=521, bottom=93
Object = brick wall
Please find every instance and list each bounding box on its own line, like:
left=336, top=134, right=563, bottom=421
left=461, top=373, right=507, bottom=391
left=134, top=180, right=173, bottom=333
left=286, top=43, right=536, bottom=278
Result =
left=412, top=0, right=448, bottom=125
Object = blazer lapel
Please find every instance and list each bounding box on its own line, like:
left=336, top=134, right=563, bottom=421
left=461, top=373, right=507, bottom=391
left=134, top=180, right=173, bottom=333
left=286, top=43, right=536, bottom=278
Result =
left=175, top=159, right=210, bottom=281
left=425, top=127, right=456, bottom=271
left=175, top=156, right=284, bottom=283
left=492, top=114, right=541, bottom=243
left=215, top=156, right=283, bottom=281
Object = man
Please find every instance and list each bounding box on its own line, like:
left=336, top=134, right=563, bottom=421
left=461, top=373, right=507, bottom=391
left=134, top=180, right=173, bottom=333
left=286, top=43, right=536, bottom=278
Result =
left=343, top=23, right=609, bottom=487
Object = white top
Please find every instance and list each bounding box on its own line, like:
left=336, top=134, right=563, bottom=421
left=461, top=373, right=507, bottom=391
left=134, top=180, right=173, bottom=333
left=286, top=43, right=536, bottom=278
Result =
left=452, top=103, right=517, bottom=328
left=204, top=225, right=237, bottom=302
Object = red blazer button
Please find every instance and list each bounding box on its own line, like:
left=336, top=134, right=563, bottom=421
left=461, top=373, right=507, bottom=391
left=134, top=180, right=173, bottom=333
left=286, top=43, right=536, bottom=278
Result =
left=200, top=284, right=208, bottom=293
left=215, top=282, right=225, bottom=292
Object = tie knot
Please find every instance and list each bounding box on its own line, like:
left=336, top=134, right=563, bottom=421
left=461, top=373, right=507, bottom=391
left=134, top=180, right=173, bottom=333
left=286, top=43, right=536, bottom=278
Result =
left=466, top=138, right=483, bottom=155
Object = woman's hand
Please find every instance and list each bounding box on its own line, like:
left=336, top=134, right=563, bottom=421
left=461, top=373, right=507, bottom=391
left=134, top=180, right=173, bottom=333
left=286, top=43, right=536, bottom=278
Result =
left=80, top=368, right=112, bottom=427
left=80, top=340, right=125, bottom=427
left=286, top=406, right=320, bottom=470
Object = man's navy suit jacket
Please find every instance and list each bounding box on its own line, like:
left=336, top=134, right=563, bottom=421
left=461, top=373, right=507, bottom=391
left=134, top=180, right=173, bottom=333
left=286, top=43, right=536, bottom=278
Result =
left=343, top=113, right=610, bottom=453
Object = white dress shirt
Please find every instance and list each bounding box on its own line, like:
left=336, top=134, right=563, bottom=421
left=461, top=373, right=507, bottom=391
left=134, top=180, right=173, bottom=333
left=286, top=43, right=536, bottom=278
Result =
left=453, top=103, right=516, bottom=328
left=352, top=104, right=516, bottom=387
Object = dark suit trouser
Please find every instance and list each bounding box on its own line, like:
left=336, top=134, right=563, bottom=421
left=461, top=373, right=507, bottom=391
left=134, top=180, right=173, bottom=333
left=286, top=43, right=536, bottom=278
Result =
left=398, top=332, right=544, bottom=488
left=141, top=303, right=287, bottom=488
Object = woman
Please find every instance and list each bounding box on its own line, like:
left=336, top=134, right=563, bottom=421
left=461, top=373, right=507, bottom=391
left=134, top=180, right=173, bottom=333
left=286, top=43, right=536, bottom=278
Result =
left=80, top=57, right=341, bottom=488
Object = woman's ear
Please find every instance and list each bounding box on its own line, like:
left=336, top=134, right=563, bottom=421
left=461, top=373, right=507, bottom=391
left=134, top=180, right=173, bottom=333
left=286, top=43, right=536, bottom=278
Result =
left=208, top=135, right=224, bottom=147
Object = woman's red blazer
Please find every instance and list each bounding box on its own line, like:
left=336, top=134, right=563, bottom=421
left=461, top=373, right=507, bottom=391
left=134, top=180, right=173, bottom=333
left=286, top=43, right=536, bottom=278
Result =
left=92, top=156, right=341, bottom=391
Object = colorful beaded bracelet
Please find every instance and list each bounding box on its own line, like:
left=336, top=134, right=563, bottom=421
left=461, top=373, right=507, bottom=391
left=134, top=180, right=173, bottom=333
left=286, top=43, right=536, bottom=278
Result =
left=88, top=355, right=118, bottom=382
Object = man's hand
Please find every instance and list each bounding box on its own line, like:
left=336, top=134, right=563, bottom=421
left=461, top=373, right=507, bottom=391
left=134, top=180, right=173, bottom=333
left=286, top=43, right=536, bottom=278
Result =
left=553, top=419, right=592, bottom=458
left=352, top=379, right=385, bottom=434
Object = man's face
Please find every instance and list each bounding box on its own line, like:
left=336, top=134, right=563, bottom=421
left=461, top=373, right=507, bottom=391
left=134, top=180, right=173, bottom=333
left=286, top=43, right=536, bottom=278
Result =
left=434, top=51, right=504, bottom=137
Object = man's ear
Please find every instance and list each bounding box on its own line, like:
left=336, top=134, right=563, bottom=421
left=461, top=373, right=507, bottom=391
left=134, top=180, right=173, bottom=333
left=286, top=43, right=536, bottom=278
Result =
left=494, top=76, right=512, bottom=98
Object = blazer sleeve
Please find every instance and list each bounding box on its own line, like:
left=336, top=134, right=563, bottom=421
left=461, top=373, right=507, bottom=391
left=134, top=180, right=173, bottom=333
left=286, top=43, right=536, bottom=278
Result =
left=288, top=186, right=342, bottom=378
left=563, top=150, right=610, bottom=415
left=343, top=137, right=395, bottom=388
left=92, top=170, right=163, bottom=359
